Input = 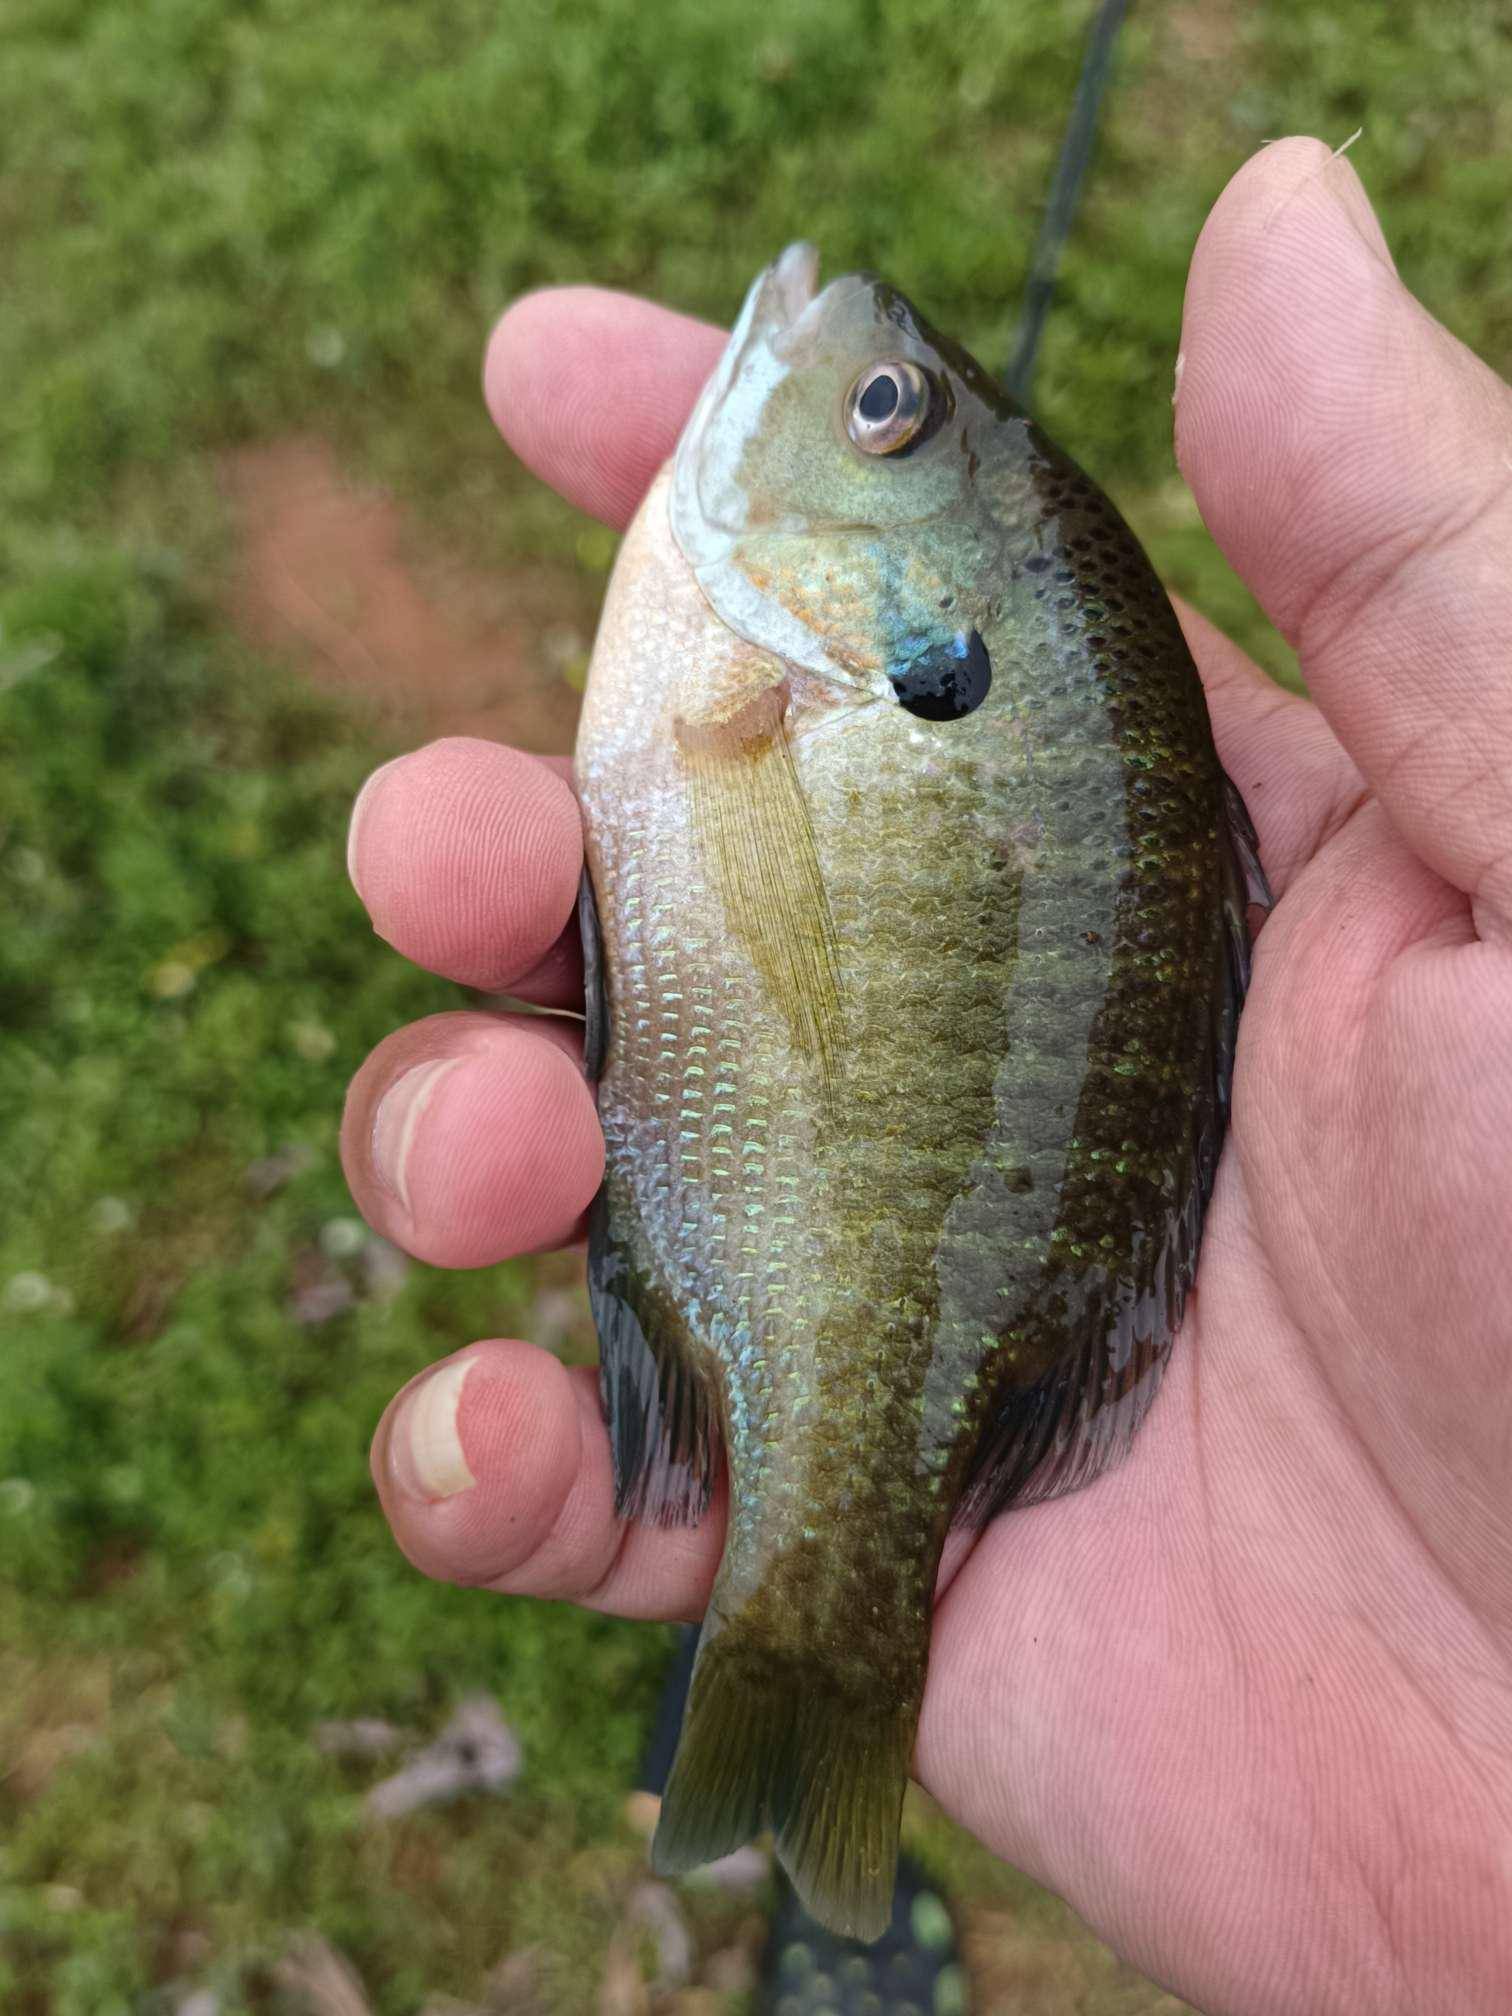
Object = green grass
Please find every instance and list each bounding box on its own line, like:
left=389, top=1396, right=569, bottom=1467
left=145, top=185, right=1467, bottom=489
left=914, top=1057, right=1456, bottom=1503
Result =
left=2, top=1, right=1510, bottom=2009
left=0, top=556, right=678, bottom=2011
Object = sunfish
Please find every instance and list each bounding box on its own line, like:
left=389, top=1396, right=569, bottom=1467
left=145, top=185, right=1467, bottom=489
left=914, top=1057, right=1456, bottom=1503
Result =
left=573, top=244, right=1266, bottom=1939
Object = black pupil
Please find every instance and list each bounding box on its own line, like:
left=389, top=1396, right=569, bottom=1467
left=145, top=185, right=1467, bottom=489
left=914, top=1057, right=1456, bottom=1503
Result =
left=890, top=629, right=992, bottom=722
left=858, top=371, right=900, bottom=422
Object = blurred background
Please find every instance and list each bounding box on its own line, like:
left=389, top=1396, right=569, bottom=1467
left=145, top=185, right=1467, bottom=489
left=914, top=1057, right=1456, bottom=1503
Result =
left=2, top=2, right=1509, bottom=2010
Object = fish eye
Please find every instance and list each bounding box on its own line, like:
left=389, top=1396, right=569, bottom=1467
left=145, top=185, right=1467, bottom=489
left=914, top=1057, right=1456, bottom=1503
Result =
left=845, top=359, right=931, bottom=455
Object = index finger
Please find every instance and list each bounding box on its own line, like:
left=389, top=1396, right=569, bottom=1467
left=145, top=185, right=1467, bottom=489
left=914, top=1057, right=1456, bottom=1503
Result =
left=347, top=736, right=585, bottom=1002
left=485, top=286, right=725, bottom=531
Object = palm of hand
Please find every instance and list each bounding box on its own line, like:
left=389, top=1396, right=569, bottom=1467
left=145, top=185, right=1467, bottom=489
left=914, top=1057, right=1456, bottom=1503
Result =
left=940, top=746, right=1512, bottom=2012
left=342, top=143, right=1512, bottom=2014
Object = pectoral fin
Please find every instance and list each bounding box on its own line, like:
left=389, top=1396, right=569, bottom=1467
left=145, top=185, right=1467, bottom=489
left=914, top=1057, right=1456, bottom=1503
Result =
left=677, top=678, right=844, bottom=1082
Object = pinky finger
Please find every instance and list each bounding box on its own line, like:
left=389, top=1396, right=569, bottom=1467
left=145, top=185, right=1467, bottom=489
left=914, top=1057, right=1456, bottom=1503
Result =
left=372, top=1340, right=727, bottom=1622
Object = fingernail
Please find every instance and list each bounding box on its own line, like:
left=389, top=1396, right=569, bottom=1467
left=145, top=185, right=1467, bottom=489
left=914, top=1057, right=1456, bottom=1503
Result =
left=372, top=1055, right=464, bottom=1213
left=1172, top=349, right=1186, bottom=407
left=624, top=1790, right=662, bottom=1839
left=347, top=756, right=402, bottom=902
left=390, top=1356, right=478, bottom=1501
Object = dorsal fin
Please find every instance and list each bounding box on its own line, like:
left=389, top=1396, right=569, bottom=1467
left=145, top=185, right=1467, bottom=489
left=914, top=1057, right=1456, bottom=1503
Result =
left=958, top=766, right=1270, bottom=1521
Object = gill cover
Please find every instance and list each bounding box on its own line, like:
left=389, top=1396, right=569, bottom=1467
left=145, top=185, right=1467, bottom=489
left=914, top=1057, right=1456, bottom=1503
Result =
left=669, top=242, right=1027, bottom=698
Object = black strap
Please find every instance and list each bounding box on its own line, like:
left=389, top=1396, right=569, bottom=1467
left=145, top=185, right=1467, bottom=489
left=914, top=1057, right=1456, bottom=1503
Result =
left=1003, top=0, right=1131, bottom=405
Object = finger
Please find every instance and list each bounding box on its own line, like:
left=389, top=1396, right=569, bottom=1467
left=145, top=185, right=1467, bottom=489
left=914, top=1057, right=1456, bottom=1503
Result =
left=348, top=737, right=584, bottom=1002
left=485, top=288, right=725, bottom=530
left=371, top=1342, right=981, bottom=1621
left=500, top=921, right=585, bottom=1013
left=1177, top=137, right=1512, bottom=934
left=1176, top=599, right=1364, bottom=901
left=372, top=1341, right=724, bottom=1620
left=341, top=1011, right=602, bottom=1266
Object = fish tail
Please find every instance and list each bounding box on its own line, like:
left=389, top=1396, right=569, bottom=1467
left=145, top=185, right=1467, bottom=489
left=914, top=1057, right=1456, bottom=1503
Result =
left=651, top=1623, right=912, bottom=1942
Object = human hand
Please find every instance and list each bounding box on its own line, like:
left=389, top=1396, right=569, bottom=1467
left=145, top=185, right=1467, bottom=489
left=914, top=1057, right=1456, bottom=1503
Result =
left=341, top=139, right=1512, bottom=2014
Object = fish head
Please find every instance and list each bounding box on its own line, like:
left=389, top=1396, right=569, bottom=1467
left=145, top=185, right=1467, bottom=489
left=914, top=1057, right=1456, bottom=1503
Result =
left=671, top=244, right=1034, bottom=722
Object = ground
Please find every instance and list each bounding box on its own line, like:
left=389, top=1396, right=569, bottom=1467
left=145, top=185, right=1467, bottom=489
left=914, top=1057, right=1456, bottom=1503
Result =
left=222, top=439, right=592, bottom=758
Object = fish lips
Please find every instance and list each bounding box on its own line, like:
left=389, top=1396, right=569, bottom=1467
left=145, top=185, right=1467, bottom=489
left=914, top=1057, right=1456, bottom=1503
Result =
left=754, top=239, right=823, bottom=339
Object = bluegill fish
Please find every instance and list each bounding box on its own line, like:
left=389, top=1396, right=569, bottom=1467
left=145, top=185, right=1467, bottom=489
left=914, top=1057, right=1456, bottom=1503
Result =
left=574, top=244, right=1266, bottom=1939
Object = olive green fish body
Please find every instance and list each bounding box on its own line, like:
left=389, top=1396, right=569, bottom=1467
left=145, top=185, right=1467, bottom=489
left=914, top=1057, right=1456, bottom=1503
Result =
left=576, top=247, right=1263, bottom=1938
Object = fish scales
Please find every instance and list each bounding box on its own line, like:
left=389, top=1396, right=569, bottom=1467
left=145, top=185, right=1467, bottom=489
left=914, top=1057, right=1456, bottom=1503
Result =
left=575, top=246, right=1264, bottom=1939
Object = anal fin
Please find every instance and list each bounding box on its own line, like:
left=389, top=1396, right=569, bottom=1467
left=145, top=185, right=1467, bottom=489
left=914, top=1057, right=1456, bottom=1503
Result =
left=578, top=867, right=610, bottom=1084
left=587, top=1190, right=721, bottom=1527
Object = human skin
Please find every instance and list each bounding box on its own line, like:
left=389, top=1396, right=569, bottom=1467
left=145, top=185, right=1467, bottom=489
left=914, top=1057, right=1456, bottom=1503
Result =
left=340, top=140, right=1512, bottom=2013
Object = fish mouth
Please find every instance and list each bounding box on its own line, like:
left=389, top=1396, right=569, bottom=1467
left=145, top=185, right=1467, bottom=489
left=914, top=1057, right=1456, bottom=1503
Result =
left=751, top=244, right=872, bottom=357
left=761, top=241, right=820, bottom=333
left=740, top=243, right=884, bottom=370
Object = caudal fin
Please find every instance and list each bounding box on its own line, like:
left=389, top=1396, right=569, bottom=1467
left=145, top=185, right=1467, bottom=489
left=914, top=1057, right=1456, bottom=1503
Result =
left=650, top=1627, right=913, bottom=1942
